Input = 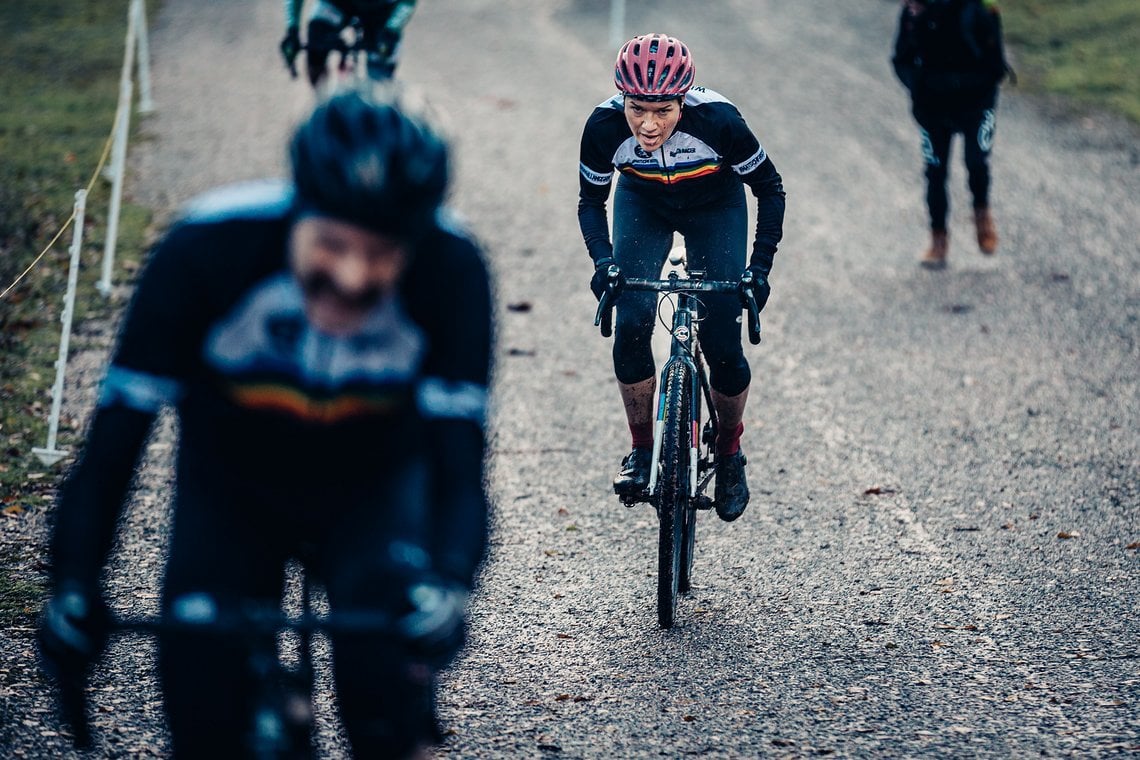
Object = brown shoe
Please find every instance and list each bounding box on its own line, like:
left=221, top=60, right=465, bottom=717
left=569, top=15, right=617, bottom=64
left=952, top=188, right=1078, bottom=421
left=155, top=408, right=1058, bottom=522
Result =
left=974, top=207, right=998, bottom=254
left=920, top=230, right=949, bottom=269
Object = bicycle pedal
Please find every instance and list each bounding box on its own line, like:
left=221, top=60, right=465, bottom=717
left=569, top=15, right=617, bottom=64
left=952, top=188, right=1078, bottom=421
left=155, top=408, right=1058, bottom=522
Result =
left=619, top=491, right=650, bottom=508
left=694, top=495, right=714, bottom=511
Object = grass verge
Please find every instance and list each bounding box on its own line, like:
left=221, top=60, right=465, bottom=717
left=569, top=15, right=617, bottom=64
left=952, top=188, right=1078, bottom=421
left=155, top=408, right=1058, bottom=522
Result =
left=0, top=0, right=153, bottom=626
left=1001, top=0, right=1140, bottom=124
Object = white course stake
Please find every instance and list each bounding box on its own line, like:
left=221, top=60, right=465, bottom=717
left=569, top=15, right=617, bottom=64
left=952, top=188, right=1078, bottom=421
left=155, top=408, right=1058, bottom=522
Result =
left=98, top=0, right=142, bottom=296
left=34, top=190, right=88, bottom=467
left=134, top=0, right=155, bottom=114
left=609, top=0, right=626, bottom=50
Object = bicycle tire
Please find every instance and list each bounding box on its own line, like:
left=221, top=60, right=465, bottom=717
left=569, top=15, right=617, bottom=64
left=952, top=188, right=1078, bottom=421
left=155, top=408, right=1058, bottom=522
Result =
left=657, top=361, right=691, bottom=628
left=679, top=480, right=696, bottom=594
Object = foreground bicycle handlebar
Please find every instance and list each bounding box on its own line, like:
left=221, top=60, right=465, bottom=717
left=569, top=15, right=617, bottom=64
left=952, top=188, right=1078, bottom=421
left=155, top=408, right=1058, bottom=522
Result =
left=593, top=266, right=762, bottom=345
left=58, top=605, right=397, bottom=754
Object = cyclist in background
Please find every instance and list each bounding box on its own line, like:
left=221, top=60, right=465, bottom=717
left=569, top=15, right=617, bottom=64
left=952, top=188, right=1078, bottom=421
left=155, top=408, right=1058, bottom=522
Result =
left=38, top=88, right=493, bottom=758
left=280, top=0, right=417, bottom=85
left=578, top=33, right=786, bottom=523
left=892, top=0, right=1010, bottom=268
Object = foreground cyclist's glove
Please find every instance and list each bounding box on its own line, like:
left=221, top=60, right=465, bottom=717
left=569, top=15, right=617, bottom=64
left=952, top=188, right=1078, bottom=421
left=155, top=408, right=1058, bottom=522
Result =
left=399, top=578, right=468, bottom=668
left=38, top=583, right=109, bottom=677
left=279, top=26, right=302, bottom=70
left=376, top=29, right=400, bottom=61
left=590, top=257, right=624, bottom=301
left=739, top=266, right=772, bottom=312
left=38, top=583, right=109, bottom=749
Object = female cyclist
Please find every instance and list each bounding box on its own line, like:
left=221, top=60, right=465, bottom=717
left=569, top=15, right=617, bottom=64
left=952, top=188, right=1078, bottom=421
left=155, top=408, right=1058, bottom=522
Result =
left=578, top=33, right=786, bottom=522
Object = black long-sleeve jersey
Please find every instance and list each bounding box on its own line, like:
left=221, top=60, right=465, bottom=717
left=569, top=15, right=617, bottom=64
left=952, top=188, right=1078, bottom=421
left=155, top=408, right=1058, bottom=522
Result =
left=51, top=179, right=493, bottom=589
left=891, top=0, right=1007, bottom=110
left=578, top=86, right=785, bottom=274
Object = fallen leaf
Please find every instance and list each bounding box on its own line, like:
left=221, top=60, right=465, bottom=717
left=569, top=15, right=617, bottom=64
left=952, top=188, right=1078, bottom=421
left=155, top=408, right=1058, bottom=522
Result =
left=556, top=633, right=573, bottom=640
left=1125, top=542, right=1139, bottom=551
left=2, top=505, right=25, bottom=517
left=863, top=486, right=897, bottom=496
left=682, top=715, right=695, bottom=722
left=1057, top=531, right=1080, bottom=540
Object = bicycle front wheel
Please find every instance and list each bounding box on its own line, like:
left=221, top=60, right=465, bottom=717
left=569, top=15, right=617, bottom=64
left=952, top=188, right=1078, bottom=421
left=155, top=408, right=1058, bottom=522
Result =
left=657, top=362, right=692, bottom=629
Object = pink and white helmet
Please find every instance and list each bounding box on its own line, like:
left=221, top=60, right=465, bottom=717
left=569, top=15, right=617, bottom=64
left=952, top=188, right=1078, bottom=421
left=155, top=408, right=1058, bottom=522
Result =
left=614, top=34, right=695, bottom=101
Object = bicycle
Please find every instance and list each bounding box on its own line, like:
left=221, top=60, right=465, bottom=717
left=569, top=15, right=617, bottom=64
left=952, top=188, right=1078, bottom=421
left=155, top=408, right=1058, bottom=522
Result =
left=287, top=16, right=396, bottom=92
left=56, top=571, right=397, bottom=759
left=594, top=250, right=762, bottom=628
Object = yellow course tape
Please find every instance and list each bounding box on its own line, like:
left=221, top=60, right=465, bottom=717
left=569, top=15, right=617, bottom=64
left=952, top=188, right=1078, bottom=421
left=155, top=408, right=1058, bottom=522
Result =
left=0, top=106, right=122, bottom=302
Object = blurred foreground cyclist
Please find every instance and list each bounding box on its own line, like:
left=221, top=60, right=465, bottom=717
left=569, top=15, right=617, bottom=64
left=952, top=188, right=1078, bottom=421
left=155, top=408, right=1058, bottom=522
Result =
left=38, top=88, right=493, bottom=758
left=578, top=33, right=786, bottom=522
left=281, top=0, right=417, bottom=85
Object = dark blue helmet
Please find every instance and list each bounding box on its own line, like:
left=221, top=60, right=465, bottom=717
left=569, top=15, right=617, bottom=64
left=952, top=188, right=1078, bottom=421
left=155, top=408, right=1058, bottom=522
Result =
left=290, top=89, right=449, bottom=240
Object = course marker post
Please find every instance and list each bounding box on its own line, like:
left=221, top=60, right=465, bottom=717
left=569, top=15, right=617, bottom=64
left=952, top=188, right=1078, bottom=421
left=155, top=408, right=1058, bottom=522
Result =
left=34, top=190, right=88, bottom=467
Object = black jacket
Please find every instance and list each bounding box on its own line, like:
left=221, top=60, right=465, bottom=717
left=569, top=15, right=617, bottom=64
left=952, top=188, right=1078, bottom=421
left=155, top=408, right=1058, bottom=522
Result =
left=892, top=0, right=1008, bottom=111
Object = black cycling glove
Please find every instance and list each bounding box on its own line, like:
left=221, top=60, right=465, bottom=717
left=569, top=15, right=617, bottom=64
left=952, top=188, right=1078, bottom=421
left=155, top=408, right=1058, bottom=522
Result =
left=38, top=583, right=110, bottom=748
left=280, top=26, right=302, bottom=71
left=740, top=265, right=771, bottom=312
left=399, top=576, right=468, bottom=669
left=590, top=258, right=623, bottom=301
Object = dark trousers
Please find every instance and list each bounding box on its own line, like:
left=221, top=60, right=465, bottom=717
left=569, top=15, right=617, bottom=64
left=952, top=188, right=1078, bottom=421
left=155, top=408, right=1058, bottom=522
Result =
left=611, top=181, right=751, bottom=397
left=158, top=461, right=438, bottom=759
left=913, top=99, right=997, bottom=231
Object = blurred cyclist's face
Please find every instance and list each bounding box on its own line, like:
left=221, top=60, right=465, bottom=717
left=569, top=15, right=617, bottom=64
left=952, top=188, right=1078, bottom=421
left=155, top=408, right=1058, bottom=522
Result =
left=289, top=216, right=409, bottom=336
left=624, top=97, right=683, bottom=153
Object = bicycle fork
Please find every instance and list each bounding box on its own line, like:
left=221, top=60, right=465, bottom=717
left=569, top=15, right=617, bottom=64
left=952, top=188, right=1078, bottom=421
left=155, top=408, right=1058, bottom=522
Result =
left=647, top=301, right=699, bottom=497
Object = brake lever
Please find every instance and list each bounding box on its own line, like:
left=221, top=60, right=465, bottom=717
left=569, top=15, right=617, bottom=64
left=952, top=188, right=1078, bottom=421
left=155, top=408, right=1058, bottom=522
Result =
left=593, top=264, right=622, bottom=338
left=58, top=671, right=93, bottom=750
left=739, top=271, right=763, bottom=345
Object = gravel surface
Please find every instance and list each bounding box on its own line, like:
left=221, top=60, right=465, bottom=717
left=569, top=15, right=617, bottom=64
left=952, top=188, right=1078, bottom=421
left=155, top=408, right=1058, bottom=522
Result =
left=2, top=0, right=1137, bottom=757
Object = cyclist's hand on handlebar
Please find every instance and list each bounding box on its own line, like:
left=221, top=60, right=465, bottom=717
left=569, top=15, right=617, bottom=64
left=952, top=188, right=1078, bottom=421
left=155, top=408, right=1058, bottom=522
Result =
left=591, top=257, right=624, bottom=302
left=38, top=583, right=109, bottom=676
left=280, top=26, right=302, bottom=73
left=399, top=577, right=468, bottom=668
left=739, top=266, right=771, bottom=312
left=38, top=582, right=109, bottom=748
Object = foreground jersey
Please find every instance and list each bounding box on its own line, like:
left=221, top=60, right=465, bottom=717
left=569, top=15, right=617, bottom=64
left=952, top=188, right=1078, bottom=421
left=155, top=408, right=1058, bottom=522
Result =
left=103, top=179, right=492, bottom=476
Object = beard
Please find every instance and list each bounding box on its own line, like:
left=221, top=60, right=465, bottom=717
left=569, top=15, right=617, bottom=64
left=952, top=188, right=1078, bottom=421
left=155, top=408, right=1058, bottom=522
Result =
left=299, top=271, right=385, bottom=314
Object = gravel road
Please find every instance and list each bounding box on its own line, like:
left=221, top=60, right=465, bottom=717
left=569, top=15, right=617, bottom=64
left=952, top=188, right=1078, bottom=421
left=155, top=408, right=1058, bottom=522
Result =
left=2, top=0, right=1137, bottom=757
